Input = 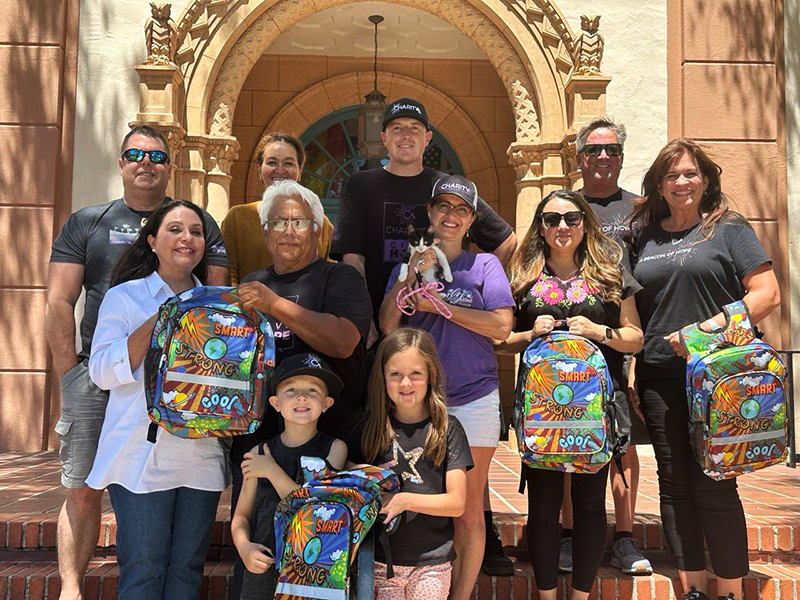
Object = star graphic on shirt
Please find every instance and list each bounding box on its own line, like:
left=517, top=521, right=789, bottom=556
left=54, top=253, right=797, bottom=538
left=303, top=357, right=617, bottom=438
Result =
left=380, top=441, right=424, bottom=485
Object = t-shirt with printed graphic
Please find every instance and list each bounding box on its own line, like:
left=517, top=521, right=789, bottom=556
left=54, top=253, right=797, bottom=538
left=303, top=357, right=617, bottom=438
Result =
left=385, top=252, right=515, bottom=406
left=582, top=187, right=637, bottom=272
left=375, top=414, right=473, bottom=567
left=514, top=266, right=641, bottom=389
left=233, top=259, right=373, bottom=464
left=49, top=198, right=228, bottom=359
left=331, top=167, right=514, bottom=320
left=633, top=215, right=770, bottom=372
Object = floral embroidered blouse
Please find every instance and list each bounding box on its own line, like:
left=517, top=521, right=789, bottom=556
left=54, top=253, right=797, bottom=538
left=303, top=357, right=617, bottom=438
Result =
left=515, top=266, right=641, bottom=388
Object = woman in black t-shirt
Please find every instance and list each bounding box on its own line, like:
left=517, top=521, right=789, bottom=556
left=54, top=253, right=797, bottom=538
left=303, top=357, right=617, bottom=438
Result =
left=630, top=139, right=779, bottom=600
left=497, top=190, right=643, bottom=600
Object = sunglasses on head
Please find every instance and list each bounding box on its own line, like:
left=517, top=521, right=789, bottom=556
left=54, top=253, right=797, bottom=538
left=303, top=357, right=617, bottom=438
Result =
left=121, top=148, right=170, bottom=164
left=541, top=211, right=584, bottom=228
left=582, top=143, right=623, bottom=157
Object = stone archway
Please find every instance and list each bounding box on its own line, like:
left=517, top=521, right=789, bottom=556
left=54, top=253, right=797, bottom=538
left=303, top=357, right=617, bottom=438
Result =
left=133, top=0, right=611, bottom=225
left=243, top=72, right=499, bottom=208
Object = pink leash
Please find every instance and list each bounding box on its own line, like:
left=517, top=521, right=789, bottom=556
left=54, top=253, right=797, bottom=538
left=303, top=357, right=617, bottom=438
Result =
left=396, top=268, right=452, bottom=319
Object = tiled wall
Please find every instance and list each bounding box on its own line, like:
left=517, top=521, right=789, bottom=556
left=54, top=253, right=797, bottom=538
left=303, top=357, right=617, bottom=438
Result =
left=0, top=0, right=79, bottom=451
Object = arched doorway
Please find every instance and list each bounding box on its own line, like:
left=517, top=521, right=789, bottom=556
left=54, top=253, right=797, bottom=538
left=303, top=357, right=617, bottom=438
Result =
left=132, top=0, right=613, bottom=232
left=299, top=106, right=463, bottom=224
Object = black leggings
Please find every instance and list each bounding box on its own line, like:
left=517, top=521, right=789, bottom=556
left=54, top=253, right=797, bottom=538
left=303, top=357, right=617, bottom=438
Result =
left=524, top=464, right=609, bottom=592
left=638, top=366, right=749, bottom=577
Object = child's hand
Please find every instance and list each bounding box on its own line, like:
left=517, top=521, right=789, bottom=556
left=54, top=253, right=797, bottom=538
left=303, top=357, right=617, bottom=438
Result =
left=241, top=541, right=274, bottom=574
left=242, top=445, right=275, bottom=481
left=380, top=491, right=409, bottom=523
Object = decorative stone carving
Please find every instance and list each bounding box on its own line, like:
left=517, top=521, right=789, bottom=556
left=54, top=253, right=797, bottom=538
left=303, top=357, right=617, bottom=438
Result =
left=205, top=136, right=240, bottom=176
left=209, top=101, right=233, bottom=137
left=145, top=2, right=178, bottom=66
left=511, top=79, right=541, bottom=142
left=575, top=14, right=604, bottom=75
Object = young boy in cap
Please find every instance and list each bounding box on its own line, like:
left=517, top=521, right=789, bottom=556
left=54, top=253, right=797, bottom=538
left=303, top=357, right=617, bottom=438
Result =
left=231, top=353, right=348, bottom=600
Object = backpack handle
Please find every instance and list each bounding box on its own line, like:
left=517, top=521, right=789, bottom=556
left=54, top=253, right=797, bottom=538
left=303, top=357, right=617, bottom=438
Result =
left=679, top=300, right=756, bottom=356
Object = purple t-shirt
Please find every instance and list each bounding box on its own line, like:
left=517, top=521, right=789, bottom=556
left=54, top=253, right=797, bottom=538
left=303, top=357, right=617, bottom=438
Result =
left=386, top=252, right=514, bottom=406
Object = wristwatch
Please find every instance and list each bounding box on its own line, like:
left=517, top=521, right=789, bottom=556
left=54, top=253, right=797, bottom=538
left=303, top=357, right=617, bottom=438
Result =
left=603, top=326, right=613, bottom=343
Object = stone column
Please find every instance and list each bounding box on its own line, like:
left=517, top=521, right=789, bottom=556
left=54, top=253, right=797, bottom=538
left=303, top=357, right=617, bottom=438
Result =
left=508, top=142, right=572, bottom=239
left=181, top=135, right=209, bottom=209
left=564, top=75, right=612, bottom=131
left=204, top=136, right=240, bottom=223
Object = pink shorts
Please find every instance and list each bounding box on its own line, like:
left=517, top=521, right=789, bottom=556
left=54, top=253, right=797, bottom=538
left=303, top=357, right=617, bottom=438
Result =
left=374, top=562, right=452, bottom=600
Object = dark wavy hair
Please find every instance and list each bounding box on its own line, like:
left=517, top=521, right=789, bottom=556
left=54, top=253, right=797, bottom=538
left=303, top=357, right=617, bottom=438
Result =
left=630, top=138, right=744, bottom=242
left=507, top=190, right=624, bottom=304
left=256, top=132, right=306, bottom=171
left=111, top=199, right=208, bottom=287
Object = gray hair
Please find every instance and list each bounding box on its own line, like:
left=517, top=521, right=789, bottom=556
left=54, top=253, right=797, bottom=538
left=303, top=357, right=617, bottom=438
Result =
left=576, top=117, right=627, bottom=153
left=259, top=180, right=324, bottom=232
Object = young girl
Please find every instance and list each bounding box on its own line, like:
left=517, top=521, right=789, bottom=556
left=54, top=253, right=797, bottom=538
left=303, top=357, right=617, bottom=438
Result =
left=362, top=328, right=472, bottom=599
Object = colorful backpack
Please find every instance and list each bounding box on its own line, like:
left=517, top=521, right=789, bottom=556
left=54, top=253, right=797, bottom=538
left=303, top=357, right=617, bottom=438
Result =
left=514, top=331, right=615, bottom=473
left=680, top=300, right=787, bottom=480
left=273, top=458, right=400, bottom=600
left=144, top=286, right=275, bottom=439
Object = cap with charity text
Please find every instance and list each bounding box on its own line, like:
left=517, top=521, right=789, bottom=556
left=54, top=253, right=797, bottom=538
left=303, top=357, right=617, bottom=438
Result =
left=431, top=174, right=478, bottom=212
left=382, top=97, right=429, bottom=130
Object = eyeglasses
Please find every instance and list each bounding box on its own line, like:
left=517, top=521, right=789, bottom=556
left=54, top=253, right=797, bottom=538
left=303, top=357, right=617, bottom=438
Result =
left=541, top=211, right=584, bottom=228
left=121, top=148, right=170, bottom=164
left=266, top=218, right=313, bottom=232
left=582, top=143, right=623, bottom=157
left=432, top=201, right=473, bottom=218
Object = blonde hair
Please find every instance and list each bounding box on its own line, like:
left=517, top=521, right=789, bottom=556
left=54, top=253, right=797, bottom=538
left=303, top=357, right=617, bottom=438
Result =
left=508, top=190, right=624, bottom=304
left=362, top=328, right=449, bottom=466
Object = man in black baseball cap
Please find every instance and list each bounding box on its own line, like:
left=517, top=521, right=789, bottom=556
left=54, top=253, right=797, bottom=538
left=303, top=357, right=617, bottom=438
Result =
left=382, top=97, right=429, bottom=130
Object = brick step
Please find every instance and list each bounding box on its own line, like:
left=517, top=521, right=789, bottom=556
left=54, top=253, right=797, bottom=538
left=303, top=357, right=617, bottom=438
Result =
left=3, top=512, right=799, bottom=564
left=3, top=557, right=800, bottom=600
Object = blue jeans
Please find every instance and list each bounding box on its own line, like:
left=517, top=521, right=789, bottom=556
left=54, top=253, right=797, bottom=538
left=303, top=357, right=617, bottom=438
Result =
left=108, top=485, right=221, bottom=600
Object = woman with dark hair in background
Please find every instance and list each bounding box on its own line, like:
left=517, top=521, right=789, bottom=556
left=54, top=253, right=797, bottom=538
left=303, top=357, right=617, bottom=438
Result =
left=497, top=190, right=642, bottom=600
left=630, top=139, right=780, bottom=600
left=221, top=132, right=334, bottom=284
left=86, top=198, right=228, bottom=600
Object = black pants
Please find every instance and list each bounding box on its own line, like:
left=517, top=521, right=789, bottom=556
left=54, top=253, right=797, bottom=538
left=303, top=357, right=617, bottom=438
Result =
left=524, top=463, right=609, bottom=592
left=638, top=366, right=749, bottom=577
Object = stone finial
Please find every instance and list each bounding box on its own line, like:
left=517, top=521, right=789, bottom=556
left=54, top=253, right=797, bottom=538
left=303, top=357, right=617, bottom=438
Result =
left=575, top=14, right=604, bottom=76
left=145, top=2, right=178, bottom=66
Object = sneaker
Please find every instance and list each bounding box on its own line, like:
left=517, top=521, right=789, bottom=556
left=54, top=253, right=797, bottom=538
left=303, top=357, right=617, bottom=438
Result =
left=558, top=536, right=573, bottom=573
left=610, top=537, right=653, bottom=575
left=682, top=588, right=708, bottom=600
left=481, top=522, right=514, bottom=576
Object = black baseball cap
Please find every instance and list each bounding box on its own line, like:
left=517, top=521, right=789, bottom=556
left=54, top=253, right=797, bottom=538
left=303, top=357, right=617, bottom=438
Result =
left=431, top=174, right=478, bottom=211
left=271, top=353, right=343, bottom=397
left=382, top=97, right=429, bottom=130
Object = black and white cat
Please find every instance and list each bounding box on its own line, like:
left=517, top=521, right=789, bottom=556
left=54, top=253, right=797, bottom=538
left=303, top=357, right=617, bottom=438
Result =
left=397, top=224, right=453, bottom=284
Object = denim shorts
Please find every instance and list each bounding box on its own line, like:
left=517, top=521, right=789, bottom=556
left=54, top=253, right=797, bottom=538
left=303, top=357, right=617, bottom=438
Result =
left=447, top=388, right=501, bottom=448
left=54, top=361, right=109, bottom=488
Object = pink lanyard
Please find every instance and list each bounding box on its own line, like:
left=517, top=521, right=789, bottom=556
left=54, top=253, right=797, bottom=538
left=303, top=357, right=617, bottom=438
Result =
left=395, top=268, right=453, bottom=319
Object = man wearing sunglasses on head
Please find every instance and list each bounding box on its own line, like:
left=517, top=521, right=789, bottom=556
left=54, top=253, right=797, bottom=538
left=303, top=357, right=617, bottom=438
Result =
left=46, top=125, right=228, bottom=599
left=555, top=117, right=653, bottom=577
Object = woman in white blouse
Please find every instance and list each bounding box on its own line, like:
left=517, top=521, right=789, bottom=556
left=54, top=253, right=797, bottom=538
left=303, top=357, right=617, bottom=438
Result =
left=87, top=198, right=228, bottom=600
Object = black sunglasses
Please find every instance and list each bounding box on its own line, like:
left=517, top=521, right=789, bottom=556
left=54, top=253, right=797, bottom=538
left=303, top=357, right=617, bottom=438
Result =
left=541, top=211, right=584, bottom=228
left=582, top=143, right=623, bottom=157
left=121, top=148, right=170, bottom=164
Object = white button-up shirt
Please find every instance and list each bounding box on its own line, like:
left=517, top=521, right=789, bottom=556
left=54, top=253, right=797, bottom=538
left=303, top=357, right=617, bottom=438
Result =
left=86, top=271, right=229, bottom=493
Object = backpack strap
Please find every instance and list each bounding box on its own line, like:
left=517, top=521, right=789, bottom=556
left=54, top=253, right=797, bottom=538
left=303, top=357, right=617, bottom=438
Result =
left=680, top=300, right=756, bottom=356
left=147, top=422, right=159, bottom=444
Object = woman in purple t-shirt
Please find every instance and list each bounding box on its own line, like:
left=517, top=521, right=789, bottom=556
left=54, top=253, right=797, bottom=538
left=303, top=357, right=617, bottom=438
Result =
left=379, top=174, right=514, bottom=600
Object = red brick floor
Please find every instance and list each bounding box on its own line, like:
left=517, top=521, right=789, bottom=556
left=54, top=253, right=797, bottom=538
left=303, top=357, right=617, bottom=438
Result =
left=1, top=445, right=800, bottom=599
left=1, top=443, right=798, bottom=552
